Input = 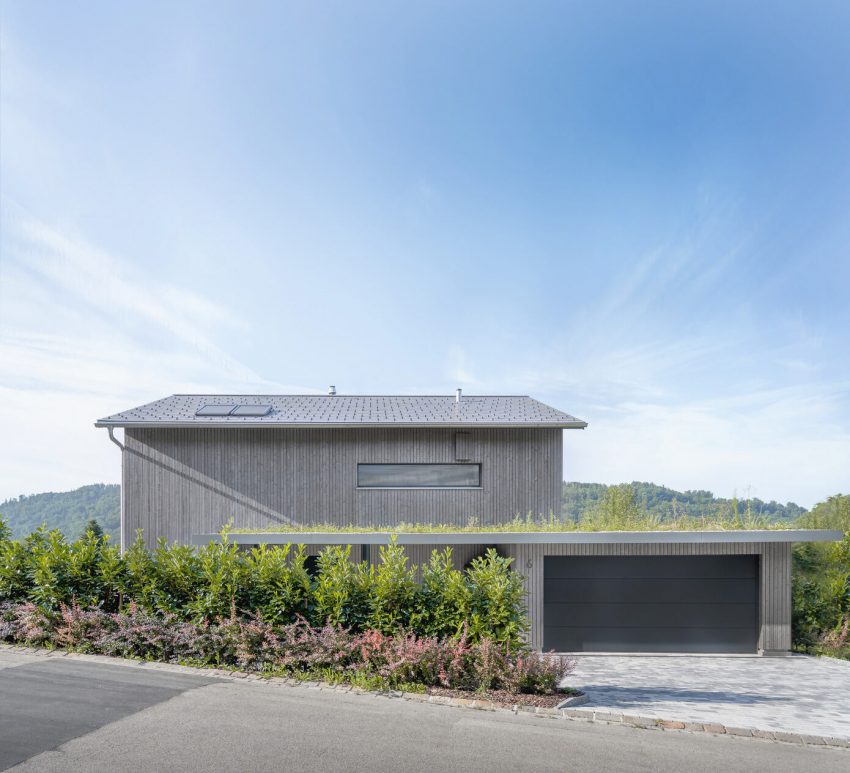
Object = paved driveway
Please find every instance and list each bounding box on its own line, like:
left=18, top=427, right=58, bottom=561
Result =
left=563, top=654, right=850, bottom=740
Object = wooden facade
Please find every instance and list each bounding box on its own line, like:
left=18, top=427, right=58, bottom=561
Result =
left=116, top=417, right=810, bottom=655
left=123, top=426, right=562, bottom=547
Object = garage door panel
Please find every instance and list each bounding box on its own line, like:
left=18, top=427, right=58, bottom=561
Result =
left=543, top=555, right=759, bottom=653
left=544, top=626, right=759, bottom=654
left=544, top=555, right=757, bottom=580
left=545, top=601, right=758, bottom=628
left=544, top=577, right=758, bottom=604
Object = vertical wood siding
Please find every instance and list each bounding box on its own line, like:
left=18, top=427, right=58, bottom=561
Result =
left=500, top=541, right=792, bottom=653
left=123, top=427, right=562, bottom=546
left=759, top=542, right=792, bottom=652
left=121, top=426, right=793, bottom=653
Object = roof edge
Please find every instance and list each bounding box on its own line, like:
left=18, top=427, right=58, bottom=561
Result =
left=170, top=393, right=536, bottom=398
left=191, top=529, right=843, bottom=546
left=95, top=420, right=589, bottom=430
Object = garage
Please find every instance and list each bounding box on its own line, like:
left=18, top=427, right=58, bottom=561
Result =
left=543, top=555, right=760, bottom=653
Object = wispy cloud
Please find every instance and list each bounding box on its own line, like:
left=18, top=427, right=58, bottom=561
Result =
left=566, top=383, right=850, bottom=508
left=444, top=344, right=480, bottom=388
left=0, top=207, right=300, bottom=500
left=459, top=337, right=850, bottom=508
left=5, top=208, right=256, bottom=382
left=432, top=226, right=850, bottom=508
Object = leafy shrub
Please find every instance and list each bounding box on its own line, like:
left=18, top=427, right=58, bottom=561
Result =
left=54, top=600, right=114, bottom=651
left=0, top=601, right=572, bottom=694
left=0, top=517, right=570, bottom=692
left=0, top=601, right=53, bottom=645
left=409, top=548, right=529, bottom=648
left=0, top=523, right=30, bottom=601
left=411, top=547, right=469, bottom=639
left=311, top=546, right=371, bottom=629
left=242, top=543, right=312, bottom=625
left=464, top=550, right=527, bottom=649
left=187, top=535, right=245, bottom=622
left=792, top=494, right=849, bottom=657
left=814, top=614, right=850, bottom=659
left=150, top=539, right=203, bottom=616
left=365, top=540, right=418, bottom=633
left=0, top=518, right=529, bottom=650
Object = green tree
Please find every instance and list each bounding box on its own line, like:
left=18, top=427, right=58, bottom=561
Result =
left=0, top=484, right=119, bottom=541
left=562, top=481, right=806, bottom=523
left=793, top=494, right=850, bottom=656
left=85, top=519, right=104, bottom=540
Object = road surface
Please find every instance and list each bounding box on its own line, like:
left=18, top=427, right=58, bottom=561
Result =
left=0, top=649, right=846, bottom=772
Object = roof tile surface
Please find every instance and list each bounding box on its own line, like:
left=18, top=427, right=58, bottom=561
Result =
left=96, top=394, right=586, bottom=428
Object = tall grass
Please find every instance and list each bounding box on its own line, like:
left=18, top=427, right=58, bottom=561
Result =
left=231, top=485, right=782, bottom=533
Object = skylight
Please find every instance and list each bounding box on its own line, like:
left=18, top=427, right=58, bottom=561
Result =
left=195, top=404, right=238, bottom=416
left=230, top=404, right=273, bottom=416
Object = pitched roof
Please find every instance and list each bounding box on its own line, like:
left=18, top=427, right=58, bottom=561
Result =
left=95, top=394, right=587, bottom=429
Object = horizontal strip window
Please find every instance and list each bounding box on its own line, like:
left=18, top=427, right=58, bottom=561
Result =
left=357, top=463, right=481, bottom=489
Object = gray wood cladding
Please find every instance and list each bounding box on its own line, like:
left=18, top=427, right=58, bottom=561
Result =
left=454, top=432, right=473, bottom=461
left=759, top=542, right=792, bottom=653
left=123, top=427, right=562, bottom=546
left=501, top=542, right=792, bottom=653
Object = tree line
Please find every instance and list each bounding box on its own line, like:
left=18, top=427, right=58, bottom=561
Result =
left=563, top=481, right=806, bottom=524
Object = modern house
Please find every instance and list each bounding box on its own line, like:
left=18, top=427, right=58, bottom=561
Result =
left=96, top=390, right=841, bottom=656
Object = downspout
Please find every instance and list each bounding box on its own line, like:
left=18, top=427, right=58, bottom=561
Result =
left=106, top=426, right=126, bottom=553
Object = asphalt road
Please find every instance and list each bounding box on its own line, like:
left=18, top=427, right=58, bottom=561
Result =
left=1, top=650, right=847, bottom=773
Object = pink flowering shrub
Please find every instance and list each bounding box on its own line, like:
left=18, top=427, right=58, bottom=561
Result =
left=54, top=600, right=114, bottom=651
left=0, top=601, right=572, bottom=694
left=0, top=602, right=53, bottom=645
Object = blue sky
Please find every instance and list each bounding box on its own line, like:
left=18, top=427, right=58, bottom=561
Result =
left=1, top=1, right=848, bottom=507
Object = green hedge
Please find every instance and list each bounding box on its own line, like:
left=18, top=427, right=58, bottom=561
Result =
left=792, top=494, right=850, bottom=658
left=0, top=520, right=528, bottom=650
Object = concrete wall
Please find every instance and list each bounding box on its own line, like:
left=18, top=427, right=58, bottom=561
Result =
left=123, top=427, right=562, bottom=546
left=499, top=541, right=793, bottom=653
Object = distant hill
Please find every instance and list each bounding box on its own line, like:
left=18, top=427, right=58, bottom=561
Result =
left=0, top=484, right=120, bottom=541
left=562, top=481, right=807, bottom=523
left=0, top=481, right=808, bottom=542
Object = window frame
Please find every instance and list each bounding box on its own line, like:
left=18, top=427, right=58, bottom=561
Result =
left=356, top=462, right=483, bottom=490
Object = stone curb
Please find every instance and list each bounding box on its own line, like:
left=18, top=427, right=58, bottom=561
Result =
left=2, top=644, right=847, bottom=750
left=556, top=692, right=589, bottom=708
left=545, top=707, right=849, bottom=749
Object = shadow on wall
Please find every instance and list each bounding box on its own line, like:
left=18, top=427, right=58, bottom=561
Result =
left=126, top=442, right=296, bottom=532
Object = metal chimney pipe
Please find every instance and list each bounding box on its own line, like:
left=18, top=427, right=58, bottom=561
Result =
left=328, top=385, right=337, bottom=396
left=455, top=388, right=462, bottom=403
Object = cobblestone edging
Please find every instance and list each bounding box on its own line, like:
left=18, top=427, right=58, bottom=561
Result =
left=2, top=644, right=848, bottom=750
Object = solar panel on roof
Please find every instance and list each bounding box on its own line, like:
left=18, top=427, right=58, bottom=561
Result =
left=195, top=404, right=237, bottom=416
left=230, top=404, right=272, bottom=416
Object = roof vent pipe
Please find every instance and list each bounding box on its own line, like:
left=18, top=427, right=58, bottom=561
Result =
left=328, top=385, right=337, bottom=396
left=455, top=388, right=462, bottom=403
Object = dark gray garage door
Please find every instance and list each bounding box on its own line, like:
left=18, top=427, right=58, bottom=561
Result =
left=543, top=555, right=759, bottom=653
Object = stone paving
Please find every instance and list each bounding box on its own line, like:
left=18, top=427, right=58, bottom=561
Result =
left=562, top=654, right=850, bottom=740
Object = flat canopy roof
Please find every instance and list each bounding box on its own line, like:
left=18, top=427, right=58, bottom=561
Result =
left=192, top=530, right=843, bottom=546
left=95, top=394, right=587, bottom=429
